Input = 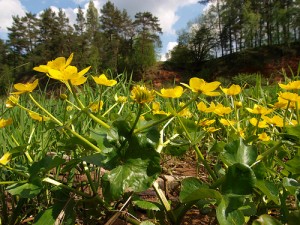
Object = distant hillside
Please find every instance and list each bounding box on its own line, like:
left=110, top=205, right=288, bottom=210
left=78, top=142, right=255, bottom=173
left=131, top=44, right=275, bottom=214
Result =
left=161, top=42, right=300, bottom=83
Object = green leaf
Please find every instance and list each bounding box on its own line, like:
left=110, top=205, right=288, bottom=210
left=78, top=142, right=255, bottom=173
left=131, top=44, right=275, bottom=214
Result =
left=221, top=138, right=257, bottom=166
left=285, top=156, right=300, bottom=175
left=283, top=177, right=300, bottom=195
left=33, top=198, right=75, bottom=225
left=216, top=197, right=245, bottom=225
left=28, top=156, right=65, bottom=176
left=221, top=163, right=256, bottom=195
left=283, top=125, right=300, bottom=144
left=179, top=177, right=222, bottom=203
left=102, top=158, right=160, bottom=201
left=255, top=180, right=280, bottom=205
left=288, top=210, right=300, bottom=225
left=7, top=180, right=42, bottom=198
left=164, top=137, right=190, bottom=156
left=133, top=200, right=161, bottom=211
left=252, top=214, right=283, bottom=225
left=81, top=153, right=104, bottom=166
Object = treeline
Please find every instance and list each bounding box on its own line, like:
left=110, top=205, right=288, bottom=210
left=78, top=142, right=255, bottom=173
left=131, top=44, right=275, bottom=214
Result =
left=0, top=1, right=162, bottom=94
left=168, top=0, right=300, bottom=69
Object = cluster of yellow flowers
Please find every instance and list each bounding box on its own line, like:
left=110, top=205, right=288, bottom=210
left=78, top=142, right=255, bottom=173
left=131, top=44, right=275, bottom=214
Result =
left=2, top=53, right=300, bottom=144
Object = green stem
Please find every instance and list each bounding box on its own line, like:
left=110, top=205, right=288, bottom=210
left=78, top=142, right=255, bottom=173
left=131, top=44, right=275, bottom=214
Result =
left=29, top=93, right=63, bottom=126
left=68, top=81, right=110, bottom=129
left=152, top=181, right=176, bottom=223
left=102, top=102, right=118, bottom=117
left=253, top=141, right=284, bottom=164
left=29, top=93, right=101, bottom=152
left=129, top=104, right=143, bottom=135
left=194, top=145, right=218, bottom=181
left=43, top=177, right=91, bottom=198
left=82, top=161, right=97, bottom=195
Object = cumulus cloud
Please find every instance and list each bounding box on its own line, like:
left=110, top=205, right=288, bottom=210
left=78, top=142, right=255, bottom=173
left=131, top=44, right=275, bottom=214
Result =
left=0, top=0, right=26, bottom=38
left=72, top=0, right=199, bottom=35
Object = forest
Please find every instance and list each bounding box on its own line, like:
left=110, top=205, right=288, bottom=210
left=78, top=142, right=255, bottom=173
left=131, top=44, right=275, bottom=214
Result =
left=0, top=0, right=300, bottom=93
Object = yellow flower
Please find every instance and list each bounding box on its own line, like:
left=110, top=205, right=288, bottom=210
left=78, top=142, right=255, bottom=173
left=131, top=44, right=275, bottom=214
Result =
left=66, top=106, right=73, bottom=111
left=152, top=102, right=169, bottom=115
left=249, top=118, right=269, bottom=128
left=6, top=95, right=19, bottom=108
left=48, top=65, right=90, bottom=85
left=221, top=84, right=241, bottom=96
left=12, top=79, right=39, bottom=95
left=279, top=80, right=300, bottom=90
left=0, top=118, right=13, bottom=128
left=197, top=101, right=210, bottom=113
left=131, top=85, right=155, bottom=104
left=262, top=115, right=284, bottom=127
left=28, top=111, right=50, bottom=122
left=258, top=132, right=270, bottom=141
left=196, top=118, right=215, bottom=126
left=237, top=128, right=245, bottom=139
left=0, top=152, right=12, bottom=165
left=33, top=53, right=73, bottom=73
left=234, top=101, right=243, bottom=109
left=181, top=77, right=220, bottom=96
left=92, top=74, right=117, bottom=87
left=115, top=95, right=127, bottom=103
left=246, top=104, right=273, bottom=115
left=204, top=127, right=221, bottom=133
left=220, top=118, right=236, bottom=126
left=212, top=103, right=232, bottom=116
left=178, top=102, right=192, bottom=118
left=89, top=101, right=104, bottom=113
left=278, top=92, right=300, bottom=102
left=157, top=86, right=183, bottom=98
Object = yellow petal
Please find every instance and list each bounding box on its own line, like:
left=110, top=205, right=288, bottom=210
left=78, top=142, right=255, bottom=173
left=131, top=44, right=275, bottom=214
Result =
left=0, top=152, right=12, bottom=165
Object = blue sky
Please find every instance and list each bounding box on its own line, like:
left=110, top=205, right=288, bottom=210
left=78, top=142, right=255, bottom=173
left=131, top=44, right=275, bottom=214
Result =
left=0, top=0, right=204, bottom=60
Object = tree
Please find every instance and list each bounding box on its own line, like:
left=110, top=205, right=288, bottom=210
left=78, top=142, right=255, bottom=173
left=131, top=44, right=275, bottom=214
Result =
left=85, top=0, right=102, bottom=72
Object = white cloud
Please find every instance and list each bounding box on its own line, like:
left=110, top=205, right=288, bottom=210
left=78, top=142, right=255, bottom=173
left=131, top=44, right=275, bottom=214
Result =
left=160, top=41, right=178, bottom=61
left=71, top=0, right=198, bottom=35
left=166, top=41, right=178, bottom=52
left=104, top=0, right=199, bottom=35
left=0, top=0, right=26, bottom=38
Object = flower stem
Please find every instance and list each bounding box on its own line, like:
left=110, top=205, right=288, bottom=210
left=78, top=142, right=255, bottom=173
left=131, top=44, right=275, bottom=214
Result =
left=68, top=81, right=110, bottom=129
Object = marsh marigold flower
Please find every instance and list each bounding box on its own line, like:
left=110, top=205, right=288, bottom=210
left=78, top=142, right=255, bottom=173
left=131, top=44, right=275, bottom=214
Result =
left=131, top=85, right=155, bottom=104
left=262, top=115, right=284, bottom=127
left=212, top=103, right=232, bottom=116
left=0, top=152, right=12, bottom=165
left=6, top=95, right=19, bottom=108
left=246, top=104, right=273, bottom=115
left=92, top=74, right=117, bottom=87
left=221, top=84, right=241, bottom=96
left=196, top=118, right=215, bottom=126
left=89, top=101, right=104, bottom=113
left=197, top=101, right=210, bottom=113
left=152, top=102, right=169, bottom=115
left=181, top=77, right=220, bottom=96
left=33, top=53, right=73, bottom=73
left=249, top=118, right=269, bottom=128
left=48, top=65, right=90, bottom=86
left=279, top=80, right=300, bottom=90
left=258, top=132, right=270, bottom=141
left=28, top=111, right=50, bottom=122
left=157, top=86, right=183, bottom=98
left=278, top=92, right=300, bottom=103
left=0, top=118, right=13, bottom=128
left=220, top=118, right=236, bottom=126
left=12, top=79, right=39, bottom=95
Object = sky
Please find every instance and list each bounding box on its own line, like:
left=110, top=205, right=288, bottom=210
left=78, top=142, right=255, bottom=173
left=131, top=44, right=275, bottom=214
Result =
left=0, top=0, right=204, bottom=60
